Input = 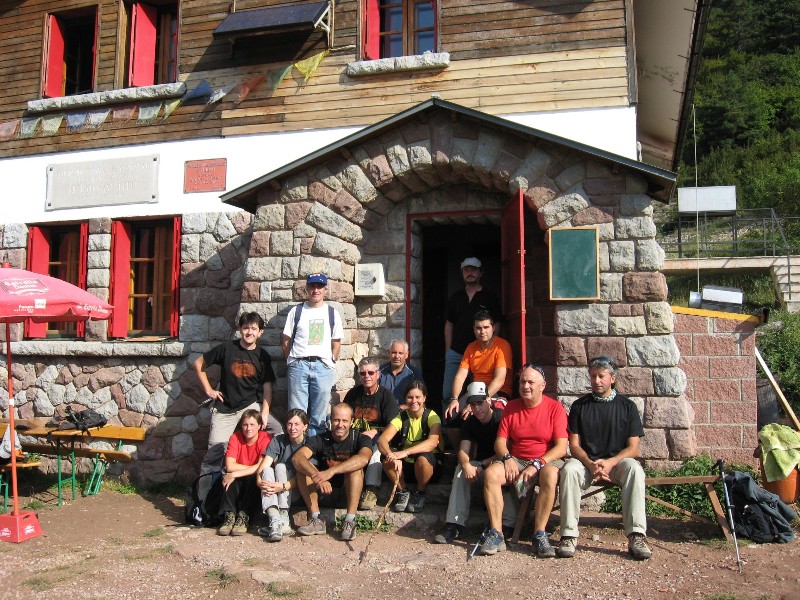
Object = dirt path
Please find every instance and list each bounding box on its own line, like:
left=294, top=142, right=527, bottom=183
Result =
left=0, top=491, right=798, bottom=600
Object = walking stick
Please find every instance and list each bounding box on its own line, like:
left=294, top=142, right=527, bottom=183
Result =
left=468, top=525, right=489, bottom=561
left=716, top=459, right=743, bottom=573
left=359, top=481, right=398, bottom=565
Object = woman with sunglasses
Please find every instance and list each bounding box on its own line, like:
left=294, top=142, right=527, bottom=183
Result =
left=377, top=380, right=442, bottom=513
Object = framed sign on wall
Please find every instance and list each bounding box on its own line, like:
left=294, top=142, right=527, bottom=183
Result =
left=548, top=227, right=600, bottom=300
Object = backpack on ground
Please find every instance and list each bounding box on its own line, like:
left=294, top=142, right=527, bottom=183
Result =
left=724, top=470, right=796, bottom=544
left=184, top=471, right=224, bottom=527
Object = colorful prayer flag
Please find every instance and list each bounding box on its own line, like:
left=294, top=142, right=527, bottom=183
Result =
left=19, top=116, right=41, bottom=138
left=66, top=112, right=88, bottom=132
left=137, top=102, right=162, bottom=124
left=41, top=114, right=64, bottom=136
left=0, top=120, right=18, bottom=140
left=293, top=50, right=330, bottom=83
left=234, top=75, right=266, bottom=104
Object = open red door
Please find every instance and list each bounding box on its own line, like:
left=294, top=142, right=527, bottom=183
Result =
left=501, top=189, right=526, bottom=369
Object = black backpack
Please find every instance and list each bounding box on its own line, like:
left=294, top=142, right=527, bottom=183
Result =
left=724, top=470, right=796, bottom=544
left=390, top=408, right=432, bottom=451
left=64, top=407, right=108, bottom=433
left=184, top=471, right=224, bottom=527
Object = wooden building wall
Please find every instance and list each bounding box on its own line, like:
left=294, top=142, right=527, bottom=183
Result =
left=0, top=0, right=631, bottom=159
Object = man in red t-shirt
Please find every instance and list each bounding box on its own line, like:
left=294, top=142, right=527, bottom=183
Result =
left=479, top=365, right=567, bottom=558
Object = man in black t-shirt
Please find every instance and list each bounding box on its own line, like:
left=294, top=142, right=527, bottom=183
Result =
left=292, top=403, right=373, bottom=541
left=434, top=382, right=515, bottom=544
left=343, top=357, right=400, bottom=510
left=194, top=312, right=281, bottom=474
left=557, top=356, right=651, bottom=560
left=442, top=257, right=502, bottom=409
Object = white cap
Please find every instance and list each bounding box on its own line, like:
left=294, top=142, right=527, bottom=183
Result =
left=465, top=381, right=488, bottom=403
left=460, top=257, right=481, bottom=269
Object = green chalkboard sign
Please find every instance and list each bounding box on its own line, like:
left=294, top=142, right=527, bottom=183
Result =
left=549, top=227, right=600, bottom=300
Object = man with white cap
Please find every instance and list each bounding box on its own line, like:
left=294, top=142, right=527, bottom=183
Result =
left=434, top=381, right=515, bottom=544
left=442, top=257, right=501, bottom=411
left=282, top=273, right=344, bottom=436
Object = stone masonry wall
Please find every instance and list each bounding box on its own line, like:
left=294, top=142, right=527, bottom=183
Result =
left=673, top=307, right=759, bottom=467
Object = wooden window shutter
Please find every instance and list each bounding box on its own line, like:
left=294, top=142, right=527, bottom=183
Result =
left=25, top=226, right=51, bottom=338
left=363, top=0, right=380, bottom=60
left=109, top=221, right=132, bottom=338
left=76, top=221, right=89, bottom=338
left=129, top=2, right=158, bottom=87
left=170, top=216, right=181, bottom=337
left=43, top=14, right=66, bottom=98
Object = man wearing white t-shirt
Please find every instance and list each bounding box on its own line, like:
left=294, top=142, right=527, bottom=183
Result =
left=282, top=273, right=344, bottom=436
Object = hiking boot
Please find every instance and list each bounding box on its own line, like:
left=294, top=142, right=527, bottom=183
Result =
left=406, top=491, right=426, bottom=513
left=556, top=536, right=577, bottom=558
left=230, top=511, right=249, bottom=536
left=359, top=487, right=378, bottom=510
left=533, top=530, right=556, bottom=558
left=340, top=519, right=357, bottom=541
left=297, top=516, right=326, bottom=536
left=217, top=512, right=235, bottom=536
left=478, top=529, right=506, bottom=555
left=434, top=523, right=464, bottom=544
left=393, top=489, right=411, bottom=512
left=627, top=533, right=652, bottom=560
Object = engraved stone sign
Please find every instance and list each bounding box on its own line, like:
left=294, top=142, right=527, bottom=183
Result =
left=184, top=158, right=227, bottom=193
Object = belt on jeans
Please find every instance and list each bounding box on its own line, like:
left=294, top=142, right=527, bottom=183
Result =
left=296, top=356, right=322, bottom=362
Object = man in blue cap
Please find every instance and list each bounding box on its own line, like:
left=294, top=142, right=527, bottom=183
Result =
left=282, top=273, right=344, bottom=436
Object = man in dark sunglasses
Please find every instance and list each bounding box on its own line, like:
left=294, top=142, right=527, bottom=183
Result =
left=342, top=356, right=399, bottom=510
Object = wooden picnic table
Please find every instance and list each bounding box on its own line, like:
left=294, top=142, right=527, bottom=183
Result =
left=1, top=419, right=146, bottom=506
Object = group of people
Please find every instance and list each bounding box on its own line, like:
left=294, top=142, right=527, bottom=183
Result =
left=192, top=263, right=653, bottom=560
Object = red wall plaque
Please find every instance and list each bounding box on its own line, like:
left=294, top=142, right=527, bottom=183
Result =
left=184, top=158, right=227, bottom=193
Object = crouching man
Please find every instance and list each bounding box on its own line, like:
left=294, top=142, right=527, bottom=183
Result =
left=292, top=403, right=373, bottom=541
left=557, top=356, right=651, bottom=560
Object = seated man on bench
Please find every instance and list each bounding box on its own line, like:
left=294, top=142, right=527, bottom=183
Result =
left=557, top=356, right=651, bottom=560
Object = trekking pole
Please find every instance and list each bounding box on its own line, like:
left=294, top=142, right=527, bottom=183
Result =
left=359, top=481, right=398, bottom=565
left=716, top=459, right=743, bottom=573
left=468, top=525, right=489, bottom=561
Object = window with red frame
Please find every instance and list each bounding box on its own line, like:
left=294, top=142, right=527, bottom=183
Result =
left=26, top=223, right=89, bottom=338
left=43, top=8, right=98, bottom=98
left=110, top=218, right=181, bottom=338
left=126, top=1, right=179, bottom=87
left=363, top=0, right=436, bottom=60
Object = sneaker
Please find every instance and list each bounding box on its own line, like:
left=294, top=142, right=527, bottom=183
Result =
left=297, top=516, right=327, bottom=536
left=478, top=529, right=506, bottom=555
left=434, top=523, right=464, bottom=544
left=280, top=511, right=293, bottom=535
left=406, top=491, right=426, bottom=513
left=359, top=488, right=378, bottom=510
left=231, top=511, right=249, bottom=536
left=627, top=533, right=652, bottom=560
left=340, top=519, right=357, bottom=541
left=556, top=536, right=577, bottom=558
left=393, top=489, right=411, bottom=512
left=533, top=530, right=556, bottom=558
left=217, top=512, right=235, bottom=536
left=258, top=519, right=283, bottom=542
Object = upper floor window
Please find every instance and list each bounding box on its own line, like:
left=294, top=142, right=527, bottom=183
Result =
left=43, top=8, right=98, bottom=98
left=126, top=1, right=179, bottom=87
left=110, top=218, right=181, bottom=338
left=363, top=0, right=436, bottom=60
left=26, top=223, right=89, bottom=338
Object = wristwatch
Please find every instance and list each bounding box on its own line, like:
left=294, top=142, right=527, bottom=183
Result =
left=502, top=453, right=513, bottom=461
left=530, top=458, right=544, bottom=471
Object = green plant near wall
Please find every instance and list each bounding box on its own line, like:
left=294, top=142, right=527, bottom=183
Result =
left=757, top=309, right=800, bottom=417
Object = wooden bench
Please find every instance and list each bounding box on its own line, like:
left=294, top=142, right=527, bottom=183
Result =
left=0, top=460, right=42, bottom=513
left=511, top=475, right=732, bottom=544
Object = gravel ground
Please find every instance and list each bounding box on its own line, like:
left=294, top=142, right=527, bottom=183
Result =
left=0, top=490, right=798, bottom=600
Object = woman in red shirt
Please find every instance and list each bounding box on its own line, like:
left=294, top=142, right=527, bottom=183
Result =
left=216, top=409, right=271, bottom=536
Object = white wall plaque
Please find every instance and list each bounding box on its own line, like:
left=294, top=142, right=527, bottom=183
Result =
left=355, top=263, right=385, bottom=297
left=46, top=155, right=160, bottom=211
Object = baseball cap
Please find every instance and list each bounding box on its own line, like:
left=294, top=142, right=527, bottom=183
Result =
left=306, top=273, right=328, bottom=286
left=460, top=257, right=481, bottom=269
left=466, top=381, right=488, bottom=404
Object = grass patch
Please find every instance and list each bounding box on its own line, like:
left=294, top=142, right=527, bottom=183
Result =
left=123, top=544, right=174, bottom=561
left=205, top=568, right=239, bottom=589
left=106, top=535, right=124, bottom=545
left=697, top=595, right=773, bottom=600
left=20, top=575, right=56, bottom=593
left=334, top=514, right=391, bottom=533
left=142, top=526, right=165, bottom=538
left=23, top=498, right=46, bottom=510
left=267, top=581, right=306, bottom=597
left=241, top=557, right=262, bottom=567
left=102, top=478, right=138, bottom=495
left=666, top=272, right=777, bottom=313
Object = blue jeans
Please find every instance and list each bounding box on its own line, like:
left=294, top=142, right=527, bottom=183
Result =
left=287, top=359, right=335, bottom=436
left=442, top=348, right=464, bottom=404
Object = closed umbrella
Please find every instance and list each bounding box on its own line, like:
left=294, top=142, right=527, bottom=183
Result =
left=0, top=263, right=112, bottom=542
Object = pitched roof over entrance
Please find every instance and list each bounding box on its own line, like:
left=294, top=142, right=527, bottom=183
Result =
left=221, top=99, right=676, bottom=214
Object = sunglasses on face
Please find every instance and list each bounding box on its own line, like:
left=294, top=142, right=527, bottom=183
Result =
left=358, top=370, right=377, bottom=377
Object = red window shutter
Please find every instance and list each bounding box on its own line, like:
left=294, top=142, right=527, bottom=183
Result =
left=170, top=216, right=181, bottom=337
left=129, top=2, right=158, bottom=87
left=76, top=221, right=89, bottom=338
left=109, top=221, right=132, bottom=338
left=43, top=14, right=66, bottom=98
left=25, top=226, right=51, bottom=338
left=363, top=0, right=380, bottom=60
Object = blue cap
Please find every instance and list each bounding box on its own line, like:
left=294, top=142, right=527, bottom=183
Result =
left=306, top=273, right=328, bottom=285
